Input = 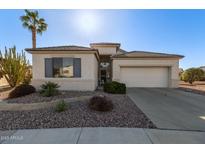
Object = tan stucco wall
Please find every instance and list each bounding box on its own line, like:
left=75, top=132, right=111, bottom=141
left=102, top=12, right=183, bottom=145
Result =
left=112, top=59, right=179, bottom=88
left=92, top=46, right=117, bottom=55
left=32, top=53, right=98, bottom=91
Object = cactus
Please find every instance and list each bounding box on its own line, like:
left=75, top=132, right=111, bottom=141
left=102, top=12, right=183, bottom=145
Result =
left=0, top=67, right=3, bottom=79
left=0, top=46, right=30, bottom=87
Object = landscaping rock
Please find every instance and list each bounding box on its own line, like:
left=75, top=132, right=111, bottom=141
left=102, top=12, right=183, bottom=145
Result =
left=6, top=91, right=102, bottom=104
left=0, top=94, right=156, bottom=130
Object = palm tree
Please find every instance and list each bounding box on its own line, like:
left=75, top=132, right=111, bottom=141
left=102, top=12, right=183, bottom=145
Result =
left=20, top=10, right=48, bottom=48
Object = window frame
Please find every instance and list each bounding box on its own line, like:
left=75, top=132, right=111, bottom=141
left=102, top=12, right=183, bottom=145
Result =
left=44, top=57, right=81, bottom=78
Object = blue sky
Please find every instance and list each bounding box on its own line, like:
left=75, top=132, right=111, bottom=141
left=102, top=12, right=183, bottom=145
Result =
left=0, top=9, right=205, bottom=69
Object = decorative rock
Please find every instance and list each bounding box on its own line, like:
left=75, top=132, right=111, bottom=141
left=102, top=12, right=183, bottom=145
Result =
left=0, top=93, right=156, bottom=130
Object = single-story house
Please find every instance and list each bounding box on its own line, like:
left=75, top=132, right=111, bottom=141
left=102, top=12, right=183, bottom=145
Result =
left=26, top=42, right=184, bottom=91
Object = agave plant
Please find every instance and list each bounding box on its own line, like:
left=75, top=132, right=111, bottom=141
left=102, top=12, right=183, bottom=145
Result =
left=40, top=81, right=60, bottom=97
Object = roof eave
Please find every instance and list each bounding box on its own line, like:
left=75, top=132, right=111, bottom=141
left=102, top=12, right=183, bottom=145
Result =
left=25, top=49, right=100, bottom=61
left=25, top=48, right=97, bottom=51
left=111, top=56, right=184, bottom=59
left=90, top=43, right=121, bottom=48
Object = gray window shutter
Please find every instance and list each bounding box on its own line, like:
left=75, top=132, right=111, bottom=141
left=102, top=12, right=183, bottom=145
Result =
left=74, top=58, right=81, bottom=77
left=45, top=58, right=53, bottom=77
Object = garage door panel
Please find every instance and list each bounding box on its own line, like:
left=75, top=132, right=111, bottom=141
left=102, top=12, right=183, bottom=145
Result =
left=120, top=67, right=169, bottom=87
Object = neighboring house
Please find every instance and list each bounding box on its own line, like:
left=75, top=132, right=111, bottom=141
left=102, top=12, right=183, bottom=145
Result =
left=0, top=76, right=8, bottom=87
left=199, top=66, right=205, bottom=81
left=200, top=66, right=205, bottom=72
left=26, top=42, right=184, bottom=91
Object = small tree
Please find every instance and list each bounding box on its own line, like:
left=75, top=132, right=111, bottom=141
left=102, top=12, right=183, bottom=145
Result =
left=181, top=68, right=205, bottom=85
left=0, top=74, right=2, bottom=79
left=0, top=46, right=30, bottom=87
left=179, top=68, right=184, bottom=81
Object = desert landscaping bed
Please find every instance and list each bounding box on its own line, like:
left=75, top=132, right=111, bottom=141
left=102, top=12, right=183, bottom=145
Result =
left=179, top=81, right=205, bottom=96
left=4, top=91, right=102, bottom=104
left=0, top=94, right=156, bottom=130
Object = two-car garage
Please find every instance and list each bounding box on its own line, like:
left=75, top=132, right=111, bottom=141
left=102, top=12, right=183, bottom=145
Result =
left=120, top=67, right=169, bottom=87
left=112, top=51, right=183, bottom=88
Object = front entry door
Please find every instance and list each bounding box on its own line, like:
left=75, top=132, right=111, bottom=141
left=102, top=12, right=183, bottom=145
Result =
left=99, top=56, right=112, bottom=86
left=100, top=69, right=107, bottom=85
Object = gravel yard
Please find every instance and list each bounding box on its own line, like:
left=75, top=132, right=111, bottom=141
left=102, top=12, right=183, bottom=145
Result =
left=0, top=94, right=156, bottom=130
left=5, top=91, right=102, bottom=104
left=179, top=81, right=205, bottom=96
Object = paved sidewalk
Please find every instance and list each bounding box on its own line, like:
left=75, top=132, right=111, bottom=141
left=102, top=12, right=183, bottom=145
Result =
left=1, top=127, right=205, bottom=144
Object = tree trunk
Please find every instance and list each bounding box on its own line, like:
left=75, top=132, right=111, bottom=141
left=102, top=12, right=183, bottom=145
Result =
left=32, top=28, right=36, bottom=48
left=188, top=79, right=193, bottom=85
left=4, top=74, right=15, bottom=87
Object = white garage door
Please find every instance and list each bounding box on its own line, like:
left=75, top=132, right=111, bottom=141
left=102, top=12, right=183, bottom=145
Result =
left=120, top=67, right=169, bottom=87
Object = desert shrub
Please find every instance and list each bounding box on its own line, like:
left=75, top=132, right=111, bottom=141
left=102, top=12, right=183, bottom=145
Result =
left=0, top=46, right=30, bottom=87
left=88, top=95, right=113, bottom=112
left=9, top=84, right=36, bottom=98
left=181, top=68, right=205, bottom=84
left=0, top=69, right=3, bottom=79
left=179, top=70, right=184, bottom=81
left=55, top=100, right=68, bottom=112
left=40, top=81, right=60, bottom=97
left=200, top=76, right=205, bottom=81
left=103, top=81, right=126, bottom=94
left=22, top=68, right=32, bottom=85
left=200, top=70, right=205, bottom=81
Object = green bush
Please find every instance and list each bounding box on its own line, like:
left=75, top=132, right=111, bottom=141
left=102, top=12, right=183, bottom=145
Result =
left=200, top=76, right=205, bottom=81
left=181, top=68, right=205, bottom=84
left=89, top=95, right=113, bottom=112
left=103, top=81, right=126, bottom=94
left=55, top=100, right=68, bottom=112
left=9, top=84, right=36, bottom=98
left=40, top=81, right=60, bottom=97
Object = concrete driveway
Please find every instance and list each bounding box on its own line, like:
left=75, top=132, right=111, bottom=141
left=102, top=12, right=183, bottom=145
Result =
left=128, top=88, right=205, bottom=131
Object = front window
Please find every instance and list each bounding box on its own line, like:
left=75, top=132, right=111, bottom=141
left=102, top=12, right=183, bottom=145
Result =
left=53, top=58, right=73, bottom=78
left=45, top=57, right=81, bottom=78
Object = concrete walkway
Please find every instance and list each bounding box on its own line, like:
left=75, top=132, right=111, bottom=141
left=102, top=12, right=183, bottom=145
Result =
left=1, top=127, right=205, bottom=144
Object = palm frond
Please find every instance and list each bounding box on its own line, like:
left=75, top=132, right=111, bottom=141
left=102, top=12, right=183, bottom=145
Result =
left=20, top=9, right=48, bottom=47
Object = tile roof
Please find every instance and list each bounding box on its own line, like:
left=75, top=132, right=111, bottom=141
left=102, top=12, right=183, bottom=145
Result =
left=90, top=42, right=121, bottom=46
left=118, top=48, right=127, bottom=53
left=25, top=45, right=97, bottom=51
left=112, top=51, right=184, bottom=58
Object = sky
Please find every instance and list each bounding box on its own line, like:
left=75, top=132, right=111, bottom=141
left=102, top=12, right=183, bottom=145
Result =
left=0, top=9, right=205, bottom=69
